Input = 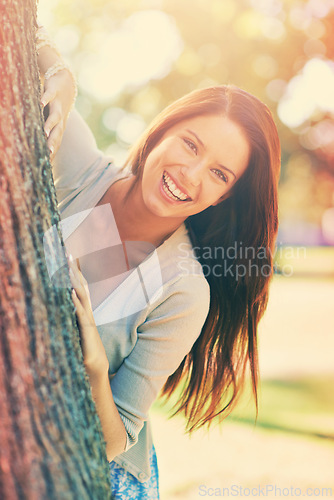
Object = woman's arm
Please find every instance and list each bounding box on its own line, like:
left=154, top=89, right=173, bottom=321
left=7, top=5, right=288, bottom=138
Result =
left=86, top=368, right=127, bottom=461
left=68, top=255, right=127, bottom=461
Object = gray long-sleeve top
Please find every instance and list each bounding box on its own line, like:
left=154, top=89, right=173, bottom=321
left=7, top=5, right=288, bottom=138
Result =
left=52, top=110, right=211, bottom=482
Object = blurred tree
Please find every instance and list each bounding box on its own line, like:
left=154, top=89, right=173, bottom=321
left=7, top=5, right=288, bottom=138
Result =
left=0, top=1, right=112, bottom=498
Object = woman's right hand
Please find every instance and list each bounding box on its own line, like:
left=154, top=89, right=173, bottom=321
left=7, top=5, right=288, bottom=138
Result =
left=41, top=68, right=76, bottom=161
left=68, top=254, right=109, bottom=378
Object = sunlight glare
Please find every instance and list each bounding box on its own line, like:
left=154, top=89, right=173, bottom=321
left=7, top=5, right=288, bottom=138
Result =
left=278, top=58, right=334, bottom=128
left=78, top=10, right=183, bottom=102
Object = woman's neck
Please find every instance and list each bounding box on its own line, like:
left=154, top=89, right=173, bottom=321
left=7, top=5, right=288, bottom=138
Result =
left=104, top=176, right=184, bottom=248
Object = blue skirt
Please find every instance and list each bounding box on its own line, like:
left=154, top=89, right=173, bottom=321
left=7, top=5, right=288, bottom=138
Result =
left=109, top=446, right=160, bottom=499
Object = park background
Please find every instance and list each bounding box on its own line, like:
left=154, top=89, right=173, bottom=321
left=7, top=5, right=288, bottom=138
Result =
left=38, top=0, right=334, bottom=497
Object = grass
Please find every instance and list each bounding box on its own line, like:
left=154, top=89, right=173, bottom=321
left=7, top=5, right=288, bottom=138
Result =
left=231, top=376, right=334, bottom=439
left=153, top=375, right=334, bottom=440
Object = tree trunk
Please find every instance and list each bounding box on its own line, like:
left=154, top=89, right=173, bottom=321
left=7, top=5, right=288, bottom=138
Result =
left=0, top=1, right=112, bottom=498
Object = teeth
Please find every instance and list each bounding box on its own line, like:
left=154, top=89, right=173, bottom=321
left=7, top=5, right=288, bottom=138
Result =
left=174, top=188, right=185, bottom=199
left=167, top=177, right=176, bottom=191
left=163, top=172, right=189, bottom=201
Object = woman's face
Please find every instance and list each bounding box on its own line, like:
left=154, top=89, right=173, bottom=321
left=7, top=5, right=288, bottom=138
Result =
left=140, top=114, right=250, bottom=222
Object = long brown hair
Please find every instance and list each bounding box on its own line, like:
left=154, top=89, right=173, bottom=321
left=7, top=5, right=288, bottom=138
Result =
left=122, top=85, right=281, bottom=431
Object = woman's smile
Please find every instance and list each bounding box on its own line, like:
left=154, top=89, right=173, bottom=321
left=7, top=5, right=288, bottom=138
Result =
left=160, top=171, right=192, bottom=203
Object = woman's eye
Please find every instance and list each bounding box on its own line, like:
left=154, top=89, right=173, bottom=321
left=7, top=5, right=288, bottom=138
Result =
left=183, top=138, right=198, bottom=154
left=212, top=169, right=228, bottom=183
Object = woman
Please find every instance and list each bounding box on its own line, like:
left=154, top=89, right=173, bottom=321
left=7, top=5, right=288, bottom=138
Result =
left=37, top=26, right=280, bottom=500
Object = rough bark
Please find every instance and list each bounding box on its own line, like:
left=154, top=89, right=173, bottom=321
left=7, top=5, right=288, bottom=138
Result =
left=0, top=1, right=112, bottom=498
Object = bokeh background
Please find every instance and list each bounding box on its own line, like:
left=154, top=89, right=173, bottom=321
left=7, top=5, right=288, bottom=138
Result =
left=38, top=0, right=334, bottom=497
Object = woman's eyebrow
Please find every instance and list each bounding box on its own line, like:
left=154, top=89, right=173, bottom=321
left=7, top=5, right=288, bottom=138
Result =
left=186, top=128, right=236, bottom=180
left=186, top=129, right=205, bottom=149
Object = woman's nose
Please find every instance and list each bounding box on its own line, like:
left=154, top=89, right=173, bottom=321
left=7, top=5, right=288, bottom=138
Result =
left=180, top=161, right=205, bottom=187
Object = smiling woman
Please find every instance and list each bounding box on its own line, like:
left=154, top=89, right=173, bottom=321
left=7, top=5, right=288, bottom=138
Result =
left=37, top=28, right=280, bottom=499
left=102, top=114, right=251, bottom=247
left=139, top=115, right=250, bottom=221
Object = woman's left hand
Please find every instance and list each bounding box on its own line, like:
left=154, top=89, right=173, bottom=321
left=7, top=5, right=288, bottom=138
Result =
left=68, top=254, right=109, bottom=378
left=41, top=68, right=76, bottom=161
